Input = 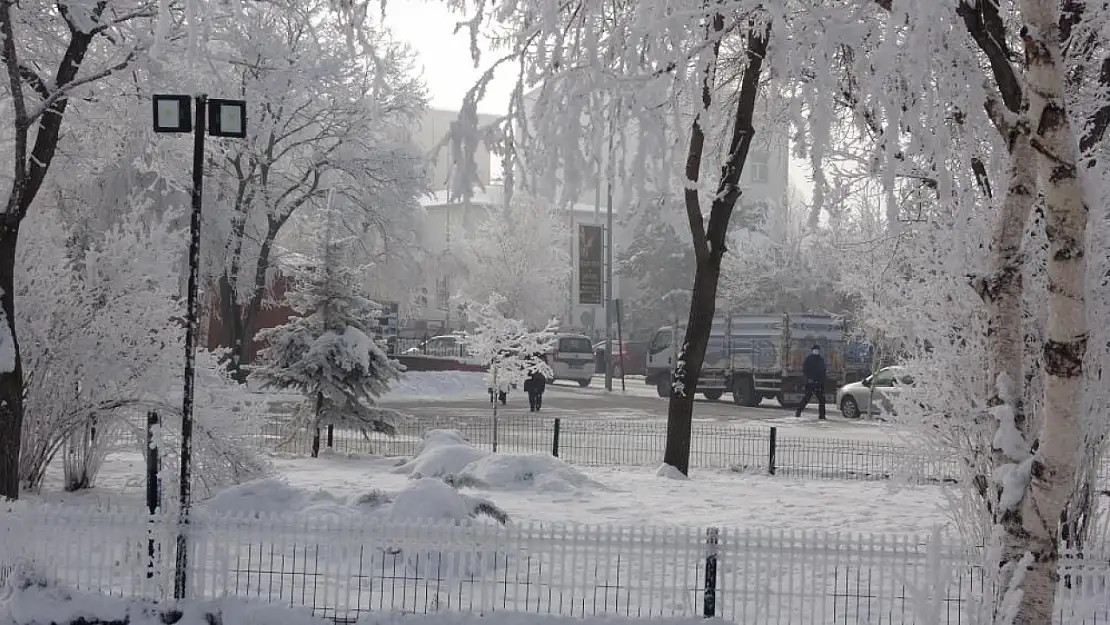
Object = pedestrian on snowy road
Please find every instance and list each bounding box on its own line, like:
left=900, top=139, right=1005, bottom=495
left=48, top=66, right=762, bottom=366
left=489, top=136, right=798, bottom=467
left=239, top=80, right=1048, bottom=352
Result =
left=795, top=344, right=827, bottom=420
left=524, top=354, right=548, bottom=412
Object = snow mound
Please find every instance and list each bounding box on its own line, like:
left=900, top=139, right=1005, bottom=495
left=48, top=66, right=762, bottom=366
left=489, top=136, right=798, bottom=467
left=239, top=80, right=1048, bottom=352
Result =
left=415, top=429, right=472, bottom=454
left=393, top=430, right=489, bottom=477
left=656, top=464, right=689, bottom=480
left=206, top=477, right=344, bottom=515
left=385, top=477, right=487, bottom=522
left=383, top=371, right=489, bottom=401
left=460, top=453, right=597, bottom=492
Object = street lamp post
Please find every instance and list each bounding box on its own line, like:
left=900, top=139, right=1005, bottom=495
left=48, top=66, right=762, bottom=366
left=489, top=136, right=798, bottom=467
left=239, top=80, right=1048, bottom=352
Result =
left=152, top=93, right=246, bottom=600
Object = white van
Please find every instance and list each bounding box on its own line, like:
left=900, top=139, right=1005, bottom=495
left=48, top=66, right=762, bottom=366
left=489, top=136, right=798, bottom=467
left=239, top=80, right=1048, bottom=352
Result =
left=548, top=333, right=595, bottom=387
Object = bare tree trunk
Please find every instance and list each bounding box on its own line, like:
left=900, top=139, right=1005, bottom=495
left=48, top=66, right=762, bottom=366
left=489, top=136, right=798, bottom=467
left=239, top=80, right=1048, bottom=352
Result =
left=0, top=226, right=23, bottom=498
left=311, top=390, right=323, bottom=458
left=663, top=16, right=769, bottom=474
left=0, top=0, right=104, bottom=499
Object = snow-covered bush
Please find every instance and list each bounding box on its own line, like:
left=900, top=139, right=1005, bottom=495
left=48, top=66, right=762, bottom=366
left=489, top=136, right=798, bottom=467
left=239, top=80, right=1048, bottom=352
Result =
left=393, top=430, right=490, bottom=478
left=15, top=200, right=268, bottom=494
left=207, top=475, right=508, bottom=525
left=251, top=208, right=404, bottom=456
left=395, top=429, right=597, bottom=493
left=459, top=453, right=596, bottom=493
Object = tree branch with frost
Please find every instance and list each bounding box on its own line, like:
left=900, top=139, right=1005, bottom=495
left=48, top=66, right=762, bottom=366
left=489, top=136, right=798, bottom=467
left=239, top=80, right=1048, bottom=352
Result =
left=459, top=294, right=556, bottom=393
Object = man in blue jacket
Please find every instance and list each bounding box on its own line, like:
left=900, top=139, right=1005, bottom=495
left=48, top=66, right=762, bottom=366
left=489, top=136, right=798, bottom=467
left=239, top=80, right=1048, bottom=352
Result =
left=795, top=345, right=827, bottom=420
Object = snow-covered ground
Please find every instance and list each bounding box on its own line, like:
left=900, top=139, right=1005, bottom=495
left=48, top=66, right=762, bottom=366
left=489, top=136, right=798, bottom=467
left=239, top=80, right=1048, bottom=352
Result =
left=0, top=575, right=725, bottom=625
left=266, top=455, right=951, bottom=533
left=383, top=371, right=491, bottom=401
left=36, top=433, right=952, bottom=535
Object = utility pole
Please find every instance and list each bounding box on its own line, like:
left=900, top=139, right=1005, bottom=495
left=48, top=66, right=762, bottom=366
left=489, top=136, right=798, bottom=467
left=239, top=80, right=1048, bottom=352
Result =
left=604, top=178, right=614, bottom=392
left=603, top=115, right=616, bottom=392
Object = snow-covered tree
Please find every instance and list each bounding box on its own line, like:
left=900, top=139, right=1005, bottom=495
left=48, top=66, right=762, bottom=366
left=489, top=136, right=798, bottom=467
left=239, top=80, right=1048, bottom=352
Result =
left=813, top=1, right=1108, bottom=619
left=251, top=206, right=402, bottom=458
left=204, top=0, right=427, bottom=380
left=0, top=0, right=183, bottom=500
left=719, top=193, right=849, bottom=315
left=15, top=197, right=268, bottom=494
left=459, top=294, right=555, bottom=399
left=460, top=195, right=570, bottom=328
left=616, top=196, right=695, bottom=338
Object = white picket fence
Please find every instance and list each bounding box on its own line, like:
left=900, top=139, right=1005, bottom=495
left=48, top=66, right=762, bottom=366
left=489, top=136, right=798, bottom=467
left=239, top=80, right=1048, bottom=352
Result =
left=0, top=503, right=1108, bottom=624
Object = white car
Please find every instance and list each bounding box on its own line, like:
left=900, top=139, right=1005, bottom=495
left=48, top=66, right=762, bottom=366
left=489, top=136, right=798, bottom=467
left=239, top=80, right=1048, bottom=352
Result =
left=837, top=366, right=914, bottom=419
left=547, top=333, right=595, bottom=387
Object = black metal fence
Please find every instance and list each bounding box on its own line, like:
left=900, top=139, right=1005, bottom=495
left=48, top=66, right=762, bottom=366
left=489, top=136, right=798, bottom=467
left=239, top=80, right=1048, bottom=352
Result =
left=389, top=336, right=468, bottom=359
left=260, top=416, right=968, bottom=484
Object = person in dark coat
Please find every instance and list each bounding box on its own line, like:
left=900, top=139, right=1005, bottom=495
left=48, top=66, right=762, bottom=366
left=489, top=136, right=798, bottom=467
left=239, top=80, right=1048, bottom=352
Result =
left=795, top=344, right=827, bottom=420
left=524, top=354, right=548, bottom=412
left=487, top=347, right=514, bottom=405
left=488, top=386, right=507, bottom=404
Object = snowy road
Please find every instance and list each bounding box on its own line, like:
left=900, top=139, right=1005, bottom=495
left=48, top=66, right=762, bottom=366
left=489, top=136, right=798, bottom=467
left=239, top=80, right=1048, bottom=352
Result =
left=378, top=375, right=905, bottom=443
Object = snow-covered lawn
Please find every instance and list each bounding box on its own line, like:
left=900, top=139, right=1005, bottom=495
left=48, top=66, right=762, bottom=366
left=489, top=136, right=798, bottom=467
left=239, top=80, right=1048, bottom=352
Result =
left=266, top=455, right=951, bottom=534
left=42, top=431, right=952, bottom=535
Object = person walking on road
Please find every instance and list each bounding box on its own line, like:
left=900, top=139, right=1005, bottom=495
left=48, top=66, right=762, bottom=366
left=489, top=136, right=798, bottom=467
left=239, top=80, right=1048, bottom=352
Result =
left=524, top=354, right=548, bottom=412
left=796, top=345, right=827, bottom=420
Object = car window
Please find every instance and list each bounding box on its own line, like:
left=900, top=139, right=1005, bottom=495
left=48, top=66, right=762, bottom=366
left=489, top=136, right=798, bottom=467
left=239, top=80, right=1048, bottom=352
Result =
left=558, top=337, right=593, bottom=352
left=649, top=330, right=672, bottom=353
left=873, top=369, right=895, bottom=387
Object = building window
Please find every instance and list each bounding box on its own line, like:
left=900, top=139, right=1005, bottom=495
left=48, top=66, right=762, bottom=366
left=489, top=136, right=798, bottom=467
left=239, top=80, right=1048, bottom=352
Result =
left=749, top=151, right=769, bottom=184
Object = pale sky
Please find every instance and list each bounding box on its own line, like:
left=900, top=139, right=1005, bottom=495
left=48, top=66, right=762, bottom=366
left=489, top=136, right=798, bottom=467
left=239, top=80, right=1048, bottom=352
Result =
left=383, top=1, right=515, bottom=115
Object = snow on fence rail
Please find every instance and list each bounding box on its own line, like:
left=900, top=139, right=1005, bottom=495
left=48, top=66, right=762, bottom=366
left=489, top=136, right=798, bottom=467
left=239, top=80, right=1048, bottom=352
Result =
left=2, top=503, right=1109, bottom=624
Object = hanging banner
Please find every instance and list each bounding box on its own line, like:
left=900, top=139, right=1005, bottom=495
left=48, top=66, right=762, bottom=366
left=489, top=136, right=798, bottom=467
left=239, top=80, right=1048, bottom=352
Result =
left=578, top=224, right=603, bottom=305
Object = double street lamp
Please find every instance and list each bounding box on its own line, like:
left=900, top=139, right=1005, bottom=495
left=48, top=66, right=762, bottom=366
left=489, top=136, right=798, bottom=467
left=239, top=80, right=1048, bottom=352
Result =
left=152, top=93, right=246, bottom=599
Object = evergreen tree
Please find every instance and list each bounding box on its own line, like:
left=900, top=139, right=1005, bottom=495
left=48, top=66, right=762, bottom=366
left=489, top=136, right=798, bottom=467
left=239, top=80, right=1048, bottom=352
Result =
left=251, top=207, right=401, bottom=457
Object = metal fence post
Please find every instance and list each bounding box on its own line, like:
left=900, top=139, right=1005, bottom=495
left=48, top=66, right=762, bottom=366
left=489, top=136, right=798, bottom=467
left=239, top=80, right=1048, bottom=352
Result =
left=552, top=418, right=561, bottom=457
left=768, top=426, right=777, bottom=476
left=146, top=410, right=161, bottom=580
left=703, top=526, right=719, bottom=618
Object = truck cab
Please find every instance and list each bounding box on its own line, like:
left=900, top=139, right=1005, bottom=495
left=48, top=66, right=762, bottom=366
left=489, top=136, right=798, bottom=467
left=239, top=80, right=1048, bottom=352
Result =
left=644, top=321, right=730, bottom=399
left=645, top=325, right=676, bottom=395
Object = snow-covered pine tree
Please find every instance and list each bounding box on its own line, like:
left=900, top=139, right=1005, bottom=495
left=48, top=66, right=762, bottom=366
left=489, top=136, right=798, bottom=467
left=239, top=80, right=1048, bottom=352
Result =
left=459, top=294, right=556, bottom=407
left=251, top=205, right=402, bottom=457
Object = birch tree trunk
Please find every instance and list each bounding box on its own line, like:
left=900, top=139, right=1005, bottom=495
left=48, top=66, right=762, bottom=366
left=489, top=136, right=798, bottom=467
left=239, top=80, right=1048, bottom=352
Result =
left=974, top=135, right=1040, bottom=624
left=993, top=1, right=1090, bottom=620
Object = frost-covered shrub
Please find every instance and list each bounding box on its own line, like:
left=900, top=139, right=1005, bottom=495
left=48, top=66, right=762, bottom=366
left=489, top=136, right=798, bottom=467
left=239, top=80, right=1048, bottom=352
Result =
left=15, top=201, right=268, bottom=494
